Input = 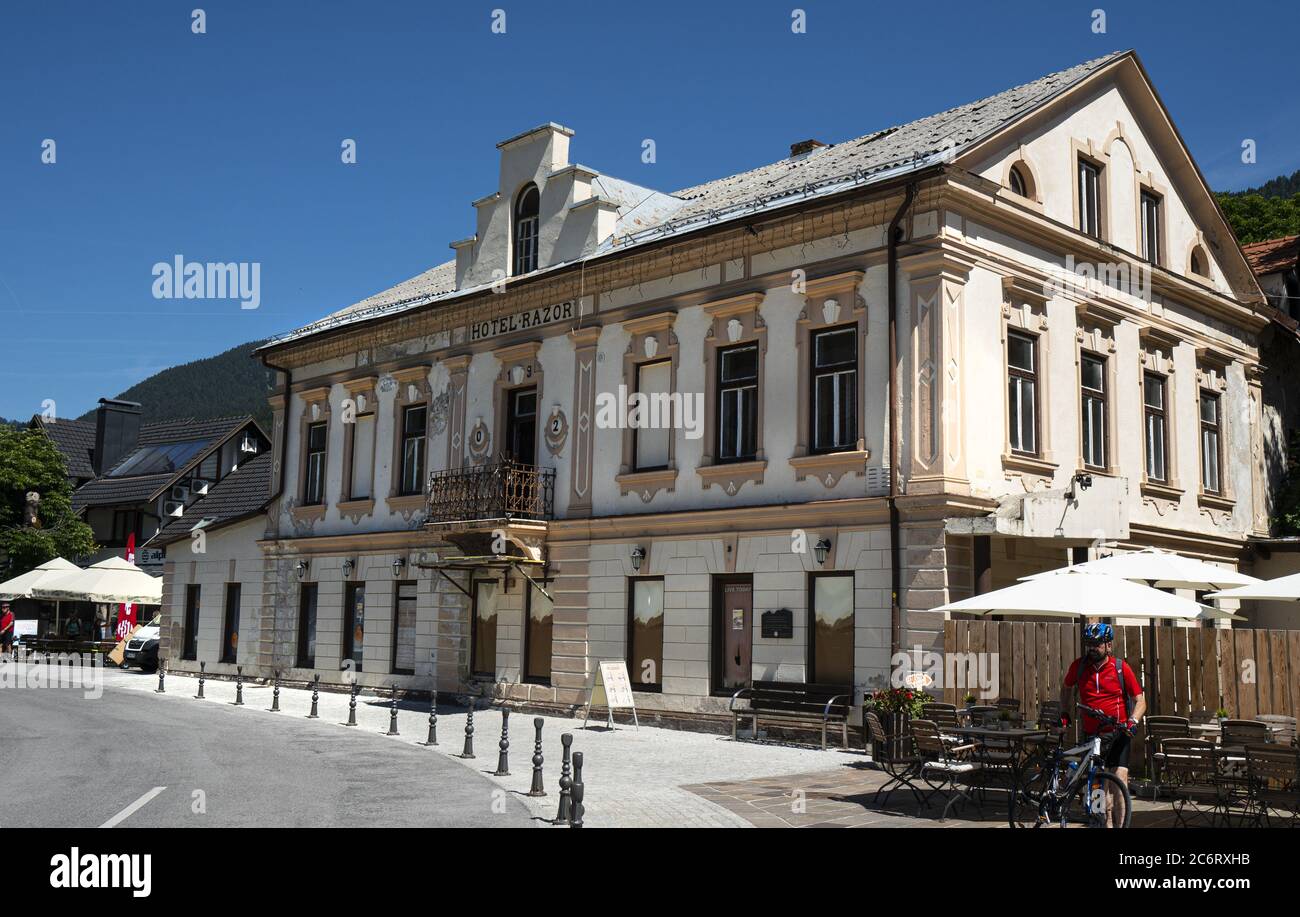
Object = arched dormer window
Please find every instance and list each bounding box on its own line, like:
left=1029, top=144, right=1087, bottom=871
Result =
left=513, top=184, right=540, bottom=276
left=1189, top=245, right=1208, bottom=278
left=1008, top=164, right=1028, bottom=197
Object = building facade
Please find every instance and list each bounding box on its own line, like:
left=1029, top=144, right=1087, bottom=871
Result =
left=161, top=51, right=1273, bottom=720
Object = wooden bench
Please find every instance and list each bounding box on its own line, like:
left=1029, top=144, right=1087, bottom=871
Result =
left=729, top=680, right=853, bottom=749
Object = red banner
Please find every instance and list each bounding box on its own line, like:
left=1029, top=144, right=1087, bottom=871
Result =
left=115, top=533, right=137, bottom=640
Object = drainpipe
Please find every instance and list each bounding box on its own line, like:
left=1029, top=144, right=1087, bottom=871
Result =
left=887, top=181, right=916, bottom=657
left=259, top=355, right=292, bottom=505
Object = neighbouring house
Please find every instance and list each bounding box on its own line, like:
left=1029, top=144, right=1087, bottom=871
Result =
left=159, top=50, right=1274, bottom=723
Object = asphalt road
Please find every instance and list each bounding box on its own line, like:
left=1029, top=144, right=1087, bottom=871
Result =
left=0, top=671, right=536, bottom=828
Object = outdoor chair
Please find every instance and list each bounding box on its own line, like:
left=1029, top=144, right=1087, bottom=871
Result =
left=1144, top=715, right=1191, bottom=799
left=995, top=697, right=1021, bottom=711
left=1255, top=714, right=1298, bottom=747
left=1188, top=709, right=1216, bottom=725
left=1222, top=719, right=1272, bottom=749
left=864, top=711, right=923, bottom=809
left=1244, top=745, right=1300, bottom=828
left=920, top=703, right=963, bottom=741
left=968, top=731, right=1027, bottom=808
left=967, top=704, right=997, bottom=720
left=910, top=719, right=979, bottom=819
left=1160, top=738, right=1225, bottom=827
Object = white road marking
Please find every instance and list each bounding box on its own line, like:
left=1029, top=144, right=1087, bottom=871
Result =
left=100, top=786, right=167, bottom=828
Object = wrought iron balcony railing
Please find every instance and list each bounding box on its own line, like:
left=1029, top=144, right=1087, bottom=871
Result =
left=426, top=460, right=555, bottom=525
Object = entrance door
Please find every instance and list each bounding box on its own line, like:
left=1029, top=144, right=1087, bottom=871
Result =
left=713, top=576, right=752, bottom=691
left=504, top=387, right=538, bottom=466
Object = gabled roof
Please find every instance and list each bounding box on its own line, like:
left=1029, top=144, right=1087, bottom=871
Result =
left=262, top=51, right=1128, bottom=351
left=135, top=416, right=251, bottom=448
left=1243, top=235, right=1300, bottom=277
left=73, top=473, right=174, bottom=511
left=149, top=452, right=272, bottom=547
left=33, top=417, right=97, bottom=480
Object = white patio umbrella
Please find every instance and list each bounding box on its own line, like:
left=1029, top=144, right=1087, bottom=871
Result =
left=934, top=570, right=1237, bottom=620
left=0, top=557, right=80, bottom=601
left=32, top=556, right=162, bottom=606
left=1207, top=572, right=1300, bottom=602
left=1021, top=547, right=1260, bottom=591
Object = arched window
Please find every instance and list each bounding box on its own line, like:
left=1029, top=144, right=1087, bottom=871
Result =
left=1189, top=245, right=1208, bottom=278
left=513, top=184, right=540, bottom=276
left=1008, top=164, right=1028, bottom=197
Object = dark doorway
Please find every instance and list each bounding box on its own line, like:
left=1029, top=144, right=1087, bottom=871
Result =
left=343, top=582, right=366, bottom=671
left=712, top=575, right=752, bottom=693
left=220, top=583, right=240, bottom=664
left=504, top=387, right=538, bottom=465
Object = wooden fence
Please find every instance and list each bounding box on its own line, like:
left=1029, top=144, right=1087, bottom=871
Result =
left=941, top=621, right=1300, bottom=776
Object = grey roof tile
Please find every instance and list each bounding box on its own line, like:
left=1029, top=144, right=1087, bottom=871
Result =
left=151, top=452, right=271, bottom=545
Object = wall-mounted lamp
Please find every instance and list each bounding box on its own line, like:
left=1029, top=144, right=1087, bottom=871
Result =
left=342, top=557, right=355, bottom=578
left=295, top=559, right=309, bottom=580
left=814, top=537, right=832, bottom=566
left=392, top=556, right=406, bottom=578
left=630, top=546, right=646, bottom=573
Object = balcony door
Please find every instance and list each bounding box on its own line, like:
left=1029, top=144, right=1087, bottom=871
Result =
left=504, top=387, right=537, bottom=466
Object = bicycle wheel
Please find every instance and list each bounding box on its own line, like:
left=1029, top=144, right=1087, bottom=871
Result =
left=1079, top=770, right=1131, bottom=828
left=1008, top=766, right=1059, bottom=827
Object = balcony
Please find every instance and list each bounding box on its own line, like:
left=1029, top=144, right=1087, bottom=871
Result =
left=426, top=460, right=555, bottom=527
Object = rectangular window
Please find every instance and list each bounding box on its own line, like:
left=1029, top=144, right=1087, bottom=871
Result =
left=505, top=387, right=538, bottom=466
left=220, top=583, right=240, bottom=664
left=811, top=327, right=858, bottom=453
left=343, top=582, right=366, bottom=671
left=392, top=581, right=416, bottom=675
left=524, top=582, right=553, bottom=684
left=304, top=421, right=327, bottom=505
left=472, top=580, right=498, bottom=677
left=809, top=573, right=855, bottom=685
left=1080, top=353, right=1108, bottom=469
left=297, top=583, right=318, bottom=669
left=349, top=413, right=375, bottom=500
left=1007, top=330, right=1038, bottom=455
left=1140, top=190, right=1162, bottom=264
left=1143, top=373, right=1168, bottom=483
left=399, top=405, right=426, bottom=496
left=1078, top=160, right=1101, bottom=238
left=634, top=360, right=672, bottom=470
left=1200, top=391, right=1222, bottom=494
left=182, top=584, right=200, bottom=661
left=627, top=578, right=664, bottom=691
left=717, top=344, right=758, bottom=462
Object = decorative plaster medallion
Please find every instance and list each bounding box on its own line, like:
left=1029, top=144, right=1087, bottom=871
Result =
left=378, top=374, right=396, bottom=394
left=510, top=364, right=526, bottom=385
left=430, top=388, right=450, bottom=436
left=544, top=406, right=568, bottom=456
left=643, top=335, right=659, bottom=359
left=468, top=418, right=491, bottom=464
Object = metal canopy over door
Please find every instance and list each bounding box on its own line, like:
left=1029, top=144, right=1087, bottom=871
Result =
left=713, top=575, right=753, bottom=692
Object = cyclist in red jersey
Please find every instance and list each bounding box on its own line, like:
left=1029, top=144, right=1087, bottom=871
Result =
left=1060, top=622, right=1145, bottom=825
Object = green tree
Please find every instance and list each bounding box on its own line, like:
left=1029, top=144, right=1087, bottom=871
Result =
left=0, top=428, right=95, bottom=576
left=1274, top=431, right=1300, bottom=536
left=1216, top=192, right=1300, bottom=244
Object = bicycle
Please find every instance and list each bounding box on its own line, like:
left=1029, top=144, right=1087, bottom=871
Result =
left=1008, top=704, right=1133, bottom=828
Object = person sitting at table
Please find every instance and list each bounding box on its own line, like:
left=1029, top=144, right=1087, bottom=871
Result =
left=1060, top=622, right=1146, bottom=827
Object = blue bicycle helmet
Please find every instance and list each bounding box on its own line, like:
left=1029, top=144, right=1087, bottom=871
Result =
left=1082, top=622, right=1114, bottom=644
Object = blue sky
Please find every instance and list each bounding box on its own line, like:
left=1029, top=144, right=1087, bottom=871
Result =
left=1, top=0, right=1296, bottom=421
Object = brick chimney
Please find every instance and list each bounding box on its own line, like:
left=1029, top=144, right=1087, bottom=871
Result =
left=93, top=398, right=142, bottom=476
left=789, top=139, right=826, bottom=157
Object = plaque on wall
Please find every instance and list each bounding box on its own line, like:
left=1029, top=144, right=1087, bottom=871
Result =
left=761, top=608, right=794, bottom=639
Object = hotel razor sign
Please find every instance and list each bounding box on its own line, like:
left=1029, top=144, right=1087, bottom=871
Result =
left=468, top=300, right=576, bottom=342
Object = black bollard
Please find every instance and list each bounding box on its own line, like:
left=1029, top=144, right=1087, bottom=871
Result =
left=195, top=661, right=205, bottom=699
left=569, top=751, right=585, bottom=828
left=233, top=665, right=245, bottom=706
left=421, top=690, right=438, bottom=747
left=493, top=708, right=511, bottom=776
left=460, top=698, right=476, bottom=759
left=345, top=680, right=358, bottom=726
left=554, top=733, right=573, bottom=824
left=270, top=671, right=281, bottom=712
left=386, top=686, right=400, bottom=736
left=308, top=674, right=319, bottom=718
left=155, top=661, right=166, bottom=693
left=528, top=718, right=547, bottom=797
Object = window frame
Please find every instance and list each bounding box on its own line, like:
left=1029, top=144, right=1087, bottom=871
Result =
left=303, top=420, right=328, bottom=505
left=220, top=582, right=241, bottom=665
left=1140, top=189, right=1163, bottom=265
left=1142, top=371, right=1169, bottom=484
left=807, top=571, right=856, bottom=686
left=1080, top=351, right=1109, bottom=471
left=716, top=342, right=760, bottom=464
left=626, top=575, right=665, bottom=693
left=1077, top=158, right=1103, bottom=238
left=343, top=581, right=365, bottom=672
left=1199, top=389, right=1223, bottom=495
left=391, top=580, right=417, bottom=676
left=296, top=582, right=318, bottom=669
left=522, top=578, right=554, bottom=686
left=512, top=183, right=540, bottom=276
left=398, top=403, right=427, bottom=497
left=182, top=583, right=200, bottom=662
left=809, top=325, right=859, bottom=455
left=1006, top=329, right=1040, bottom=457
left=470, top=579, right=498, bottom=678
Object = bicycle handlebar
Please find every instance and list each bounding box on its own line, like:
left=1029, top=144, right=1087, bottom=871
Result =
left=1077, top=703, right=1134, bottom=735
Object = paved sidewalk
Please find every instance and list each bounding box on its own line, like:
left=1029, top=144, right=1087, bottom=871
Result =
left=46, top=663, right=861, bottom=827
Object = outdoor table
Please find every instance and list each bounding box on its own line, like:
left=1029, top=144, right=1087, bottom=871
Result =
left=939, top=726, right=1047, bottom=820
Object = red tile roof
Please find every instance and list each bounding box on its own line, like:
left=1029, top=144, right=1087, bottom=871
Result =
left=1242, top=235, right=1300, bottom=277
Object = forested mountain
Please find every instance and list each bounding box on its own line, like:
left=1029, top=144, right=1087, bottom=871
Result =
left=1217, top=169, right=1300, bottom=245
